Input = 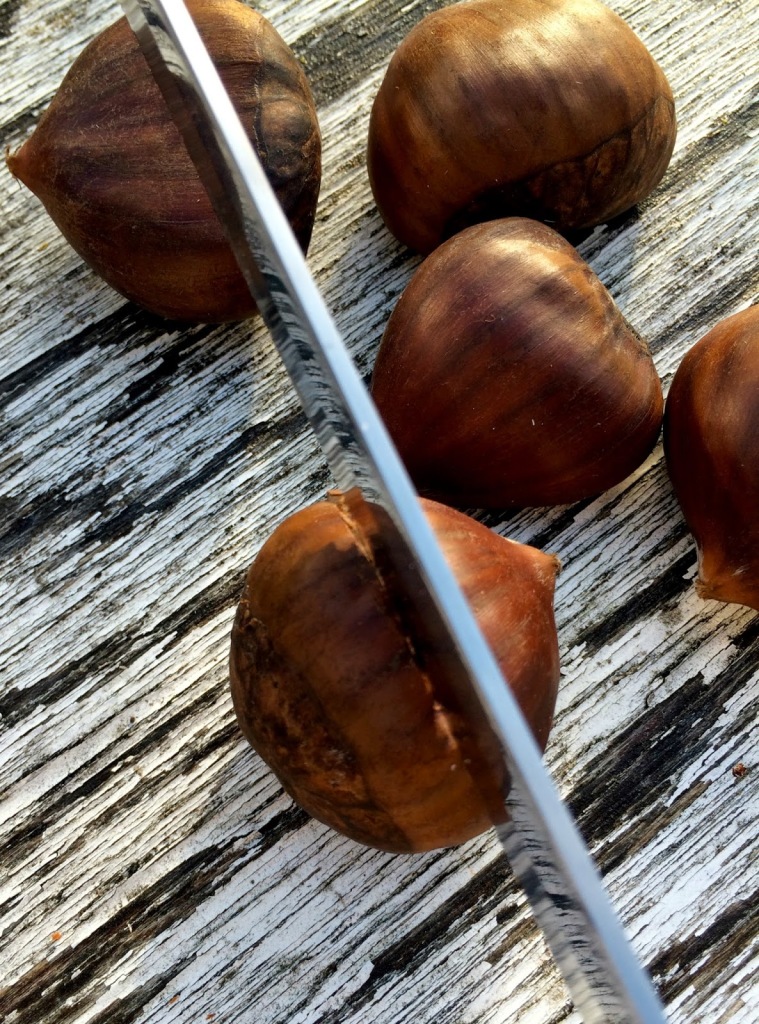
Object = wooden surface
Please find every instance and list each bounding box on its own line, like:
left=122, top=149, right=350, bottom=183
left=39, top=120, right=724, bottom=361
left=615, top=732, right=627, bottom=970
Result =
left=1, top=0, right=757, bottom=1021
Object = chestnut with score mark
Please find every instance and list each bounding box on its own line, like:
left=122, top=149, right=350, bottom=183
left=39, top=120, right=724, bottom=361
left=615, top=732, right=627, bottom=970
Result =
left=229, top=493, right=561, bottom=853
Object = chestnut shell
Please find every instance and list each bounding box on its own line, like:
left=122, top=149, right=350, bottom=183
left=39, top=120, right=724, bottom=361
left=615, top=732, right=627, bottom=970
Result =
left=664, top=306, right=759, bottom=611
left=368, top=0, right=676, bottom=253
left=371, top=218, right=664, bottom=509
left=229, top=494, right=560, bottom=853
left=7, top=0, right=321, bottom=323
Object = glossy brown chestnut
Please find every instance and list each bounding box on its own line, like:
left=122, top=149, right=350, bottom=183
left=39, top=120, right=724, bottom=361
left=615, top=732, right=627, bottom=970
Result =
left=371, top=218, right=664, bottom=509
left=664, top=306, right=759, bottom=611
left=368, top=0, right=676, bottom=253
left=6, top=0, right=321, bottom=323
left=229, top=492, right=560, bottom=853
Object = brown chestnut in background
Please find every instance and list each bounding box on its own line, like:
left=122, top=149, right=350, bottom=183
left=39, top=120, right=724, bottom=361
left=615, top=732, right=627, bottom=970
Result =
left=371, top=218, right=663, bottom=510
left=230, top=493, right=560, bottom=853
left=664, top=306, right=759, bottom=612
left=368, top=0, right=676, bottom=253
left=6, top=0, right=321, bottom=323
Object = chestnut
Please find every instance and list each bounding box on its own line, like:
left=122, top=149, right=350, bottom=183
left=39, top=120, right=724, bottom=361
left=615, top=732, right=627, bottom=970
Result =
left=664, top=306, right=759, bottom=612
left=368, top=0, right=676, bottom=253
left=370, top=217, right=664, bottom=510
left=6, top=0, right=321, bottom=323
left=229, top=492, right=560, bottom=853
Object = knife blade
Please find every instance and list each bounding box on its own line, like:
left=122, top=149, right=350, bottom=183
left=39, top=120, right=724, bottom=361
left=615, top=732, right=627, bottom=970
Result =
left=119, top=1, right=668, bottom=1020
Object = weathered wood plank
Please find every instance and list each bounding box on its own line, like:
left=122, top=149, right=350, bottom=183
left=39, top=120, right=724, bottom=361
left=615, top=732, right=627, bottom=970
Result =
left=1, top=0, right=757, bottom=1022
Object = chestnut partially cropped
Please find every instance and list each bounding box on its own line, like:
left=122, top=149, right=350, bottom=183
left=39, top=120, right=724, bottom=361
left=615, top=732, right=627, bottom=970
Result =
left=664, top=306, right=759, bottom=612
left=371, top=218, right=663, bottom=509
left=6, top=0, right=321, bottom=323
left=230, top=493, right=560, bottom=853
left=368, top=0, right=676, bottom=253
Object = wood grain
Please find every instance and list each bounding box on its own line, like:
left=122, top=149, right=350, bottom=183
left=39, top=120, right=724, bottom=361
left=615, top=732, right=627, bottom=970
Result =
left=1, top=0, right=757, bottom=1022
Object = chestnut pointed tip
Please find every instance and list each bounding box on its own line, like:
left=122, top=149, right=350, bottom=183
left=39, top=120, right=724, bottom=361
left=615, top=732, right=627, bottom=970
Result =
left=546, top=551, right=562, bottom=579
left=5, top=140, right=30, bottom=187
left=695, top=571, right=759, bottom=614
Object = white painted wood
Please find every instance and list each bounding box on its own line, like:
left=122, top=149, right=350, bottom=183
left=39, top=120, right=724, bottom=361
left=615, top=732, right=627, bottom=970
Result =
left=1, top=1, right=757, bottom=1022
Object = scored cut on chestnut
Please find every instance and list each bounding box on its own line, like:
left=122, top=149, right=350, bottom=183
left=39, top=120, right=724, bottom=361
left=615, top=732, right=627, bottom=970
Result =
left=6, top=0, right=321, bottom=323
left=370, top=217, right=664, bottom=510
left=368, top=0, right=677, bottom=253
left=229, top=492, right=561, bottom=853
left=664, top=306, right=759, bottom=612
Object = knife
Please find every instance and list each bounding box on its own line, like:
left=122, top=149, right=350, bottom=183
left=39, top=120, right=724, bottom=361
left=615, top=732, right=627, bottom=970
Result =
left=119, top=1, right=668, bottom=1020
